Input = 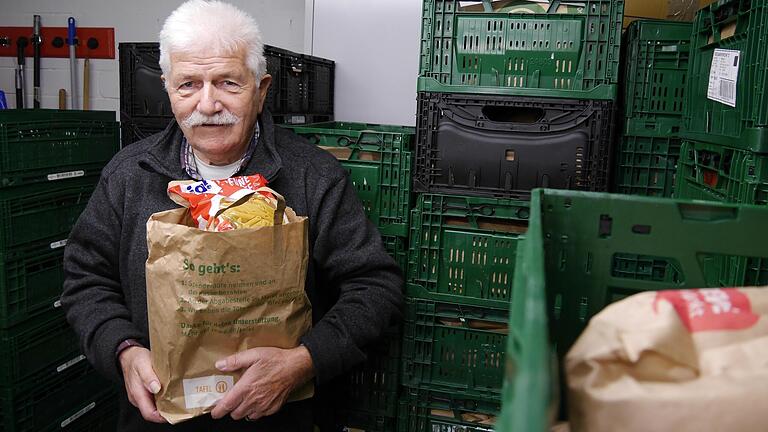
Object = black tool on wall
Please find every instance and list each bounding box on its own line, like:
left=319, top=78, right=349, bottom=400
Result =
left=32, top=15, right=41, bottom=108
left=15, top=36, right=27, bottom=108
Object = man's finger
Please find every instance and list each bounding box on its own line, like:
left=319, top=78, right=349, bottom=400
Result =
left=215, top=349, right=258, bottom=372
left=210, top=386, right=244, bottom=419
left=135, top=357, right=161, bottom=394
left=134, top=387, right=167, bottom=423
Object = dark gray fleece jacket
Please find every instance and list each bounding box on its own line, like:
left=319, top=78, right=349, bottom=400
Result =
left=61, top=110, right=404, bottom=431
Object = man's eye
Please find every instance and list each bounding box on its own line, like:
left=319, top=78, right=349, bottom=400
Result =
left=223, top=81, right=239, bottom=87
left=179, top=82, right=194, bottom=89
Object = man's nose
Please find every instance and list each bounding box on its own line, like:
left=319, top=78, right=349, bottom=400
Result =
left=197, top=82, right=222, bottom=115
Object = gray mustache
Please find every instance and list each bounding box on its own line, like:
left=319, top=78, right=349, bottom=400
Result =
left=182, top=110, right=241, bottom=128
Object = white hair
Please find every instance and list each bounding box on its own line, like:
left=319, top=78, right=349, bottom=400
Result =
left=159, top=0, right=266, bottom=84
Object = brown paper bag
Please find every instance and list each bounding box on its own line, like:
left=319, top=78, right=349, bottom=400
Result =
left=566, top=287, right=768, bottom=432
left=145, top=194, right=313, bottom=424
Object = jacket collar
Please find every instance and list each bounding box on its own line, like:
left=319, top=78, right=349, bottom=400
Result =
left=142, top=109, right=283, bottom=183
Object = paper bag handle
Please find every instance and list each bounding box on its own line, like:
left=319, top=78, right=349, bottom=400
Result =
left=211, top=187, right=287, bottom=228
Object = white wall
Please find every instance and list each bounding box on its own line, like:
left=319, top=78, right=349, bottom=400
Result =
left=311, top=0, right=422, bottom=126
left=0, top=0, right=306, bottom=117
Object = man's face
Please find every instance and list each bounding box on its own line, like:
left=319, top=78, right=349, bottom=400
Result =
left=165, top=47, right=271, bottom=164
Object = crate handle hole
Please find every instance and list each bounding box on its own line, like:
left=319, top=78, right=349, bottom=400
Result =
left=631, top=224, right=652, bottom=235
left=482, top=106, right=543, bottom=123
left=598, top=214, right=612, bottom=238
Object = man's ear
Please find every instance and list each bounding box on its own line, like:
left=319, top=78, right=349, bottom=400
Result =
left=161, top=75, right=167, bottom=92
left=256, top=74, right=272, bottom=114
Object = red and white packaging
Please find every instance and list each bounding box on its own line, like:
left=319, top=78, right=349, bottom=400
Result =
left=167, top=174, right=281, bottom=231
left=566, top=287, right=768, bottom=432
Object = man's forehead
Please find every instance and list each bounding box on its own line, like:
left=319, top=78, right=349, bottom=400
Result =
left=170, top=47, right=248, bottom=70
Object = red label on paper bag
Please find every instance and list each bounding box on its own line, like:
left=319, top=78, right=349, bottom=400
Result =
left=654, top=288, right=760, bottom=332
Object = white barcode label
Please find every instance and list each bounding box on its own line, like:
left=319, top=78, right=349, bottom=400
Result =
left=57, top=354, right=86, bottom=373
left=50, top=239, right=67, bottom=249
left=60, top=402, right=95, bottom=428
left=47, top=170, right=85, bottom=181
left=707, top=48, right=740, bottom=107
left=183, top=375, right=234, bottom=409
left=661, top=45, right=679, bottom=52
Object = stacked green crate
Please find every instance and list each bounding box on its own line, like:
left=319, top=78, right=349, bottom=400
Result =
left=282, top=122, right=413, bottom=432
left=418, top=0, right=624, bottom=100
left=399, top=194, right=529, bottom=431
left=414, top=0, right=624, bottom=200
left=0, top=109, right=120, bottom=431
left=675, top=0, right=768, bottom=204
left=406, top=1, right=625, bottom=430
left=494, top=188, right=768, bottom=431
left=615, top=20, right=692, bottom=197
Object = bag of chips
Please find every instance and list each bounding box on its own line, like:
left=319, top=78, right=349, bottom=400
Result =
left=167, top=174, right=287, bottom=231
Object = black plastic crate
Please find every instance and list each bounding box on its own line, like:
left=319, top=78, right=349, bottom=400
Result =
left=414, top=92, right=616, bottom=198
left=0, top=238, right=70, bottom=328
left=118, top=42, right=334, bottom=125
left=120, top=116, right=171, bottom=147
left=265, top=46, right=335, bottom=119
left=118, top=43, right=173, bottom=120
left=0, top=311, right=81, bottom=386
left=0, top=363, right=114, bottom=432
left=272, top=113, right=333, bottom=125
left=335, top=330, right=400, bottom=432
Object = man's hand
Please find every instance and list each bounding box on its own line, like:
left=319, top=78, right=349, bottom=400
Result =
left=118, top=346, right=167, bottom=423
left=210, top=346, right=315, bottom=421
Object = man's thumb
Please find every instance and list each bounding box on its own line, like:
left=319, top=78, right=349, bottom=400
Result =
left=137, top=356, right=161, bottom=394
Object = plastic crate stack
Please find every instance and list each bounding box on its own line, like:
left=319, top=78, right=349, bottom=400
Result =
left=118, top=43, right=335, bottom=146
left=669, top=0, right=768, bottom=290
left=496, top=189, right=768, bottom=432
left=614, top=20, right=693, bottom=197
left=0, top=109, right=120, bottom=431
left=673, top=0, right=768, bottom=206
left=402, top=1, right=624, bottom=431
left=283, top=122, right=415, bottom=432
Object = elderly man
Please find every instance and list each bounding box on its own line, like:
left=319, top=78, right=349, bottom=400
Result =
left=60, top=1, right=403, bottom=430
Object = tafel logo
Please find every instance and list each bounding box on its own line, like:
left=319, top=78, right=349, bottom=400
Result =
left=654, top=288, right=760, bottom=332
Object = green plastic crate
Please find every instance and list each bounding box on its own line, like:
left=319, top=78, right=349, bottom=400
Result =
left=282, top=122, right=414, bottom=237
left=397, top=386, right=499, bottom=432
left=527, top=189, right=768, bottom=359
left=0, top=238, right=69, bottom=327
left=0, top=312, right=81, bottom=386
left=382, top=234, right=408, bottom=276
left=682, top=0, right=768, bottom=152
left=613, top=134, right=681, bottom=197
left=418, top=0, right=625, bottom=100
left=0, top=181, right=95, bottom=251
left=496, top=237, right=554, bottom=432
left=674, top=139, right=768, bottom=205
left=335, top=330, right=400, bottom=432
left=0, top=110, right=118, bottom=188
left=622, top=20, right=692, bottom=136
left=0, top=363, right=114, bottom=432
left=408, top=194, right=529, bottom=309
left=401, top=284, right=508, bottom=396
